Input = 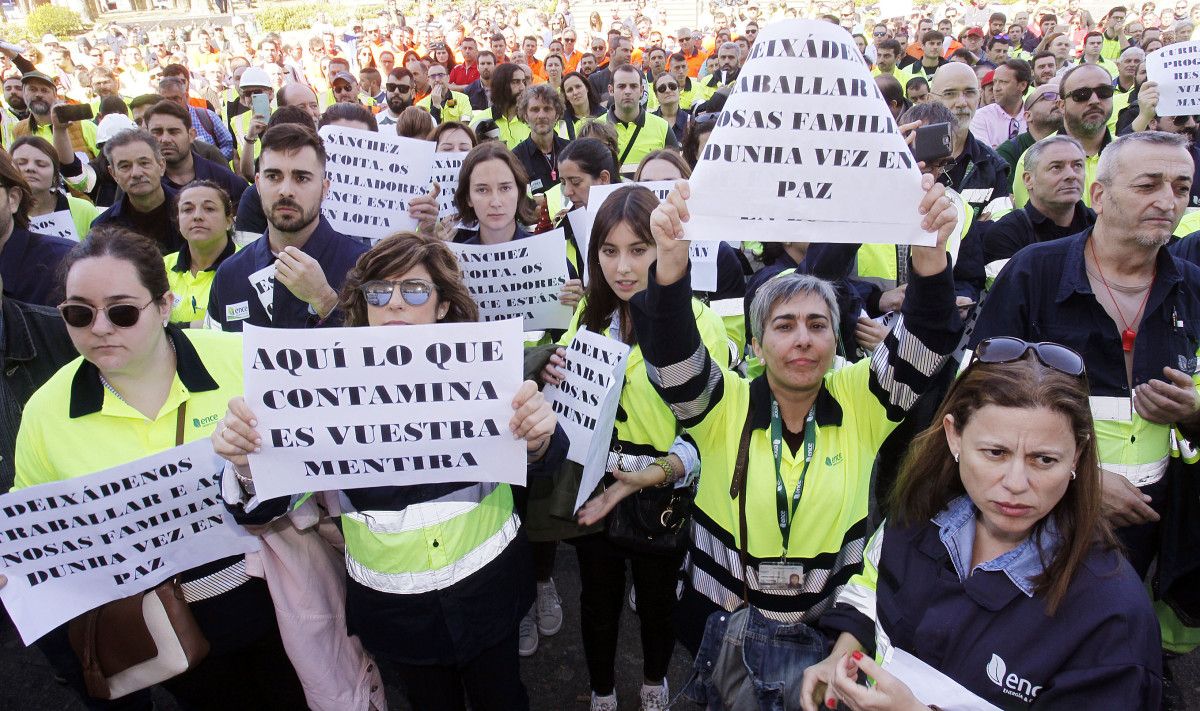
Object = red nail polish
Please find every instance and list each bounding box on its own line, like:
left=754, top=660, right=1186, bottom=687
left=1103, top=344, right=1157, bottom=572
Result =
left=851, top=650, right=863, bottom=661
left=826, top=699, right=837, bottom=709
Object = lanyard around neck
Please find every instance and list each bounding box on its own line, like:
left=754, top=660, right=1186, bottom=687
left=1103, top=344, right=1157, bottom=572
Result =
left=770, top=395, right=816, bottom=559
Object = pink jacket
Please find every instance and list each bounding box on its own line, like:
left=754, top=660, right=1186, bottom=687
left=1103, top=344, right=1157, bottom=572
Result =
left=244, top=493, right=387, bottom=711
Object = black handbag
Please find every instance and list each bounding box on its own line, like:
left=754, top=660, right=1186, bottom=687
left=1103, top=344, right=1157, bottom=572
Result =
left=605, top=483, right=693, bottom=555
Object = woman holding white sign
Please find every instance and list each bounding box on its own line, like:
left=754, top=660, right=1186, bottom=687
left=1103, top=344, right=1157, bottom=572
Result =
left=540, top=185, right=731, bottom=711
left=215, top=231, right=566, bottom=711
left=12, top=135, right=100, bottom=243
left=11, top=225, right=305, bottom=710
left=628, top=175, right=964, bottom=707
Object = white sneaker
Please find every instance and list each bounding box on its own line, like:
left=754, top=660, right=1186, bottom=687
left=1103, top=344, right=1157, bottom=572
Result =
left=518, top=605, right=538, bottom=656
left=639, top=680, right=669, bottom=711
left=536, top=578, right=563, bottom=636
left=591, top=691, right=618, bottom=711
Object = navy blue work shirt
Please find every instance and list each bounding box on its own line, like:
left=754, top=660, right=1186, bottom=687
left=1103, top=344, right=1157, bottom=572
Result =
left=0, top=226, right=75, bottom=307
left=163, top=150, right=249, bottom=207
left=972, top=229, right=1200, bottom=400
left=207, top=216, right=368, bottom=331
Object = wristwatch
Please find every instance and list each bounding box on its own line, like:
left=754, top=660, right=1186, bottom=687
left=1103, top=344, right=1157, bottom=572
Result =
left=653, top=456, right=678, bottom=488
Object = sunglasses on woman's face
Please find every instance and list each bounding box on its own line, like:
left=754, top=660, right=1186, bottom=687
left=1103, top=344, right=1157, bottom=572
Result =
left=656, top=81, right=679, bottom=92
left=1172, top=114, right=1200, bottom=126
left=59, top=300, right=156, bottom=329
left=972, top=336, right=1086, bottom=377
left=360, top=279, right=436, bottom=307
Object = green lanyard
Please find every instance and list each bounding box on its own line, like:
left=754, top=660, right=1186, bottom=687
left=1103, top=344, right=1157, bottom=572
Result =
left=769, top=396, right=816, bottom=559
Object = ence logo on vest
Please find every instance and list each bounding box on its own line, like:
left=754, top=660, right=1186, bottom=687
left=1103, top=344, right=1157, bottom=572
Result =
left=986, top=653, right=1042, bottom=703
left=824, top=453, right=844, bottom=467
left=192, top=413, right=221, bottom=429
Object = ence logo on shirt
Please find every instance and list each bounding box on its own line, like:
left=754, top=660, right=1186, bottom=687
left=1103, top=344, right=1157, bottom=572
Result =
left=986, top=653, right=1042, bottom=703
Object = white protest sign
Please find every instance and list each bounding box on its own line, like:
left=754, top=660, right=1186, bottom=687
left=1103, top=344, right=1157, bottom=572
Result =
left=1146, top=42, right=1200, bottom=116
left=431, top=150, right=468, bottom=217
left=685, top=20, right=935, bottom=246
left=29, top=210, right=79, bottom=241
left=447, top=230, right=573, bottom=330
left=249, top=263, right=275, bottom=321
left=543, top=328, right=631, bottom=511
left=318, top=125, right=435, bottom=243
left=584, top=181, right=719, bottom=291
left=883, top=649, right=1002, bottom=711
left=0, top=441, right=260, bottom=644
left=243, top=320, right=526, bottom=499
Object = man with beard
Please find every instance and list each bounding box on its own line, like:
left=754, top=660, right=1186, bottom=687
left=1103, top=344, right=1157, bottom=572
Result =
left=91, top=129, right=183, bottom=253
left=209, top=123, right=366, bottom=331
left=998, top=82, right=1065, bottom=180
left=1031, top=51, right=1059, bottom=87
left=378, top=67, right=415, bottom=127
left=1013, top=64, right=1115, bottom=208
left=982, top=135, right=1096, bottom=269
left=512, top=84, right=569, bottom=196
left=701, top=42, right=741, bottom=93
left=931, top=63, right=1010, bottom=214
left=3, top=73, right=27, bottom=122
left=145, top=100, right=247, bottom=205
left=10, top=71, right=98, bottom=160
left=417, top=63, right=472, bottom=124
left=463, top=51, right=496, bottom=111
left=972, top=131, right=1200, bottom=662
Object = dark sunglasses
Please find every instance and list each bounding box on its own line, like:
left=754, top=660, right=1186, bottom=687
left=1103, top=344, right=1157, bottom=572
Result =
left=656, top=81, right=679, bottom=92
left=1066, top=84, right=1116, bottom=102
left=971, top=336, right=1086, bottom=377
left=386, top=82, right=413, bottom=92
left=360, top=279, right=436, bottom=307
left=1172, top=114, right=1200, bottom=126
left=59, top=300, right=157, bottom=329
left=694, top=111, right=720, bottom=124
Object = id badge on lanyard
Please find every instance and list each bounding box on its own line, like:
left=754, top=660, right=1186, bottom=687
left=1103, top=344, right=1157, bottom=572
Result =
left=759, top=396, right=815, bottom=590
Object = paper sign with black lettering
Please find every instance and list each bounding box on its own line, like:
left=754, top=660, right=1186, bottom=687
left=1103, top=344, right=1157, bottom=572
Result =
left=29, top=210, right=79, bottom=242
left=543, top=328, right=631, bottom=511
left=243, top=320, right=526, bottom=499
left=684, top=20, right=935, bottom=246
left=1147, top=42, right=1200, bottom=116
left=583, top=181, right=719, bottom=291
left=249, top=263, right=275, bottom=321
left=446, top=230, right=573, bottom=330
left=318, top=125, right=435, bottom=243
left=430, top=150, right=467, bottom=217
left=0, top=441, right=260, bottom=644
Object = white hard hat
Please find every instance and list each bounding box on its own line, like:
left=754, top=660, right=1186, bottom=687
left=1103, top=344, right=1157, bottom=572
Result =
left=96, top=113, right=137, bottom=145
left=239, top=67, right=272, bottom=89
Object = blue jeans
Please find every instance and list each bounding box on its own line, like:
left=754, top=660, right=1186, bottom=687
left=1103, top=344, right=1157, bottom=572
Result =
left=681, top=606, right=828, bottom=711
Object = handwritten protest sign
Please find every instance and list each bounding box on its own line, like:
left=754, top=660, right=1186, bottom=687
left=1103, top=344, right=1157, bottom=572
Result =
left=430, top=150, right=467, bottom=217
left=685, top=20, right=934, bottom=246
left=243, top=320, right=526, bottom=499
left=447, top=230, right=573, bottom=330
left=29, top=210, right=79, bottom=241
left=319, top=125, right=435, bottom=243
left=1147, top=42, right=1200, bottom=116
left=582, top=181, right=719, bottom=290
left=543, top=328, right=631, bottom=511
left=0, top=441, right=259, bottom=644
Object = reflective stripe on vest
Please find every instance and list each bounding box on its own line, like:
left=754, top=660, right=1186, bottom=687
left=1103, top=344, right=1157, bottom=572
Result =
left=1088, top=395, right=1171, bottom=487
left=344, top=512, right=520, bottom=594
left=340, top=482, right=515, bottom=594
